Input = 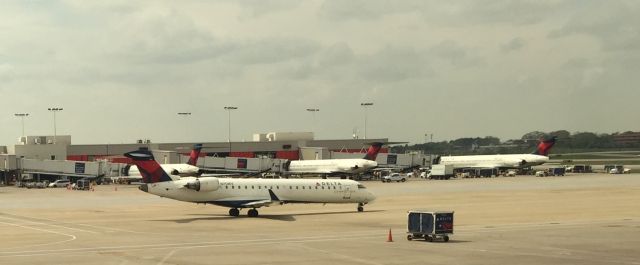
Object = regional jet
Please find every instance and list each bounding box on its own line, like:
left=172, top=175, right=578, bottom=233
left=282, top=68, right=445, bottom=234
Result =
left=124, top=149, right=376, bottom=217
left=435, top=137, right=557, bottom=169
left=282, top=142, right=384, bottom=176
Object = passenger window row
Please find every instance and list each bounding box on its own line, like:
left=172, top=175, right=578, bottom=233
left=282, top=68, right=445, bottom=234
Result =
left=223, top=185, right=341, bottom=190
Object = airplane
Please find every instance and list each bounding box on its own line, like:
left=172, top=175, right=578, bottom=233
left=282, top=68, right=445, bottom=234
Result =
left=124, top=149, right=376, bottom=217
left=434, top=137, right=557, bottom=169
left=282, top=142, right=384, bottom=176
left=124, top=144, right=203, bottom=177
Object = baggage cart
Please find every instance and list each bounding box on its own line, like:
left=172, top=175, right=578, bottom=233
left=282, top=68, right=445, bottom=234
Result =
left=406, top=210, right=454, bottom=242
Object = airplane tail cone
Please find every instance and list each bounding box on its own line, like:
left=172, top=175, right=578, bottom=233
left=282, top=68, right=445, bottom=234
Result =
left=387, top=228, right=394, bottom=242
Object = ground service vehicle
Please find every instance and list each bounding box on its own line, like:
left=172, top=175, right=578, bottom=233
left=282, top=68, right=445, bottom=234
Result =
left=406, top=210, right=454, bottom=242
left=428, top=165, right=454, bottom=180
left=382, top=173, right=407, bottom=182
left=547, top=167, right=566, bottom=176
left=75, top=179, right=91, bottom=190
left=570, top=165, right=592, bottom=173
left=49, top=179, right=71, bottom=188
left=535, top=171, right=547, bottom=177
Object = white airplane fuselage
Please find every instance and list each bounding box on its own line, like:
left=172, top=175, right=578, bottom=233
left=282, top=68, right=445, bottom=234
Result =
left=440, top=154, right=549, bottom=169
left=287, top=159, right=378, bottom=174
left=140, top=177, right=376, bottom=208
left=128, top=164, right=200, bottom=177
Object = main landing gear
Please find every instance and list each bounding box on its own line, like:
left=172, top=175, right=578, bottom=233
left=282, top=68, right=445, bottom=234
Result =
left=228, top=208, right=260, bottom=217
left=357, top=203, right=365, bottom=212
left=229, top=208, right=240, bottom=217
left=248, top=209, right=259, bottom=217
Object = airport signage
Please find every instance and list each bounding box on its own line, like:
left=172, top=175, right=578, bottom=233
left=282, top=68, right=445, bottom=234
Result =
left=387, top=154, right=397, bottom=165
left=237, top=158, right=247, bottom=169
left=75, top=162, right=86, bottom=174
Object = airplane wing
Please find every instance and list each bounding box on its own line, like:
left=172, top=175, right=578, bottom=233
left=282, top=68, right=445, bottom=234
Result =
left=241, top=200, right=277, bottom=208
left=199, top=173, right=241, bottom=177
left=452, top=162, right=529, bottom=170
left=240, top=189, right=283, bottom=208
left=199, top=167, right=272, bottom=176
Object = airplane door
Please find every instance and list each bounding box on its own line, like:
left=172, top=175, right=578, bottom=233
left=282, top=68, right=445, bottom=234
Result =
left=343, top=186, right=352, bottom=199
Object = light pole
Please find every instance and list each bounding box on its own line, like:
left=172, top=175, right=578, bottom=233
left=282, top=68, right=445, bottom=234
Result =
left=177, top=112, right=191, bottom=141
left=306, top=108, right=319, bottom=137
left=360, top=102, right=373, bottom=139
left=47, top=108, right=63, bottom=144
left=14, top=113, right=29, bottom=138
left=224, top=106, right=237, bottom=154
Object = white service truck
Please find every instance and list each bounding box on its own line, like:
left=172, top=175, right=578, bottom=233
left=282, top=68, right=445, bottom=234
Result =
left=427, top=165, right=454, bottom=180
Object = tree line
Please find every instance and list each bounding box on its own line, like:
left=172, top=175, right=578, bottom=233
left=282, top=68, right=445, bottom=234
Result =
left=391, top=130, right=640, bottom=155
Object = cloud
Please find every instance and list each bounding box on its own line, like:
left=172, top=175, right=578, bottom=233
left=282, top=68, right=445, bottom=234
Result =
left=548, top=1, right=640, bottom=51
left=230, top=0, right=302, bottom=17
left=1, top=0, right=639, bottom=145
left=318, top=0, right=568, bottom=26
left=501, top=37, right=525, bottom=52
left=318, top=0, right=411, bottom=21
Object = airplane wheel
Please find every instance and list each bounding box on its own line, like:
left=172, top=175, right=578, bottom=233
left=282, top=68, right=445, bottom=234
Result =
left=248, top=209, right=259, bottom=217
left=229, top=208, right=240, bottom=217
left=357, top=206, right=364, bottom=212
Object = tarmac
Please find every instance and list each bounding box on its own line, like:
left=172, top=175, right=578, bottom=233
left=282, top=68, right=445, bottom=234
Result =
left=1, top=173, right=639, bottom=265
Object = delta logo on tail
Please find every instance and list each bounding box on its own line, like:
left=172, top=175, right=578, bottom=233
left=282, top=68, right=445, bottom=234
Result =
left=363, top=142, right=384, bottom=161
left=124, top=150, right=173, bottom=183
left=533, top=136, right=557, bottom=156
left=187, top=144, right=203, bottom=166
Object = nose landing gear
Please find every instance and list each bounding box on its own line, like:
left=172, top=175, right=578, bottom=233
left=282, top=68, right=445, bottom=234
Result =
left=357, top=203, right=365, bottom=212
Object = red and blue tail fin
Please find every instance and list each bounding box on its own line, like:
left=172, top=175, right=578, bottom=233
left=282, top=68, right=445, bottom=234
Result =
left=363, top=142, right=384, bottom=161
left=533, top=136, right=557, bottom=156
left=187, top=144, right=203, bottom=166
left=124, top=149, right=174, bottom=183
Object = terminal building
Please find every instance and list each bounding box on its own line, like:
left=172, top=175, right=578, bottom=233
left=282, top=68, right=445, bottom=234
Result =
left=1, top=132, right=429, bottom=185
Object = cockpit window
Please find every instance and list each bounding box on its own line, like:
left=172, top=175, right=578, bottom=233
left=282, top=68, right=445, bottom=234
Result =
left=357, top=184, right=366, bottom=189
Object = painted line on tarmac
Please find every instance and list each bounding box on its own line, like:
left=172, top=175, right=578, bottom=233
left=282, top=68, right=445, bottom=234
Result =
left=0, top=221, right=77, bottom=249
left=0, top=215, right=99, bottom=234
left=456, top=218, right=639, bottom=233
left=293, top=243, right=385, bottom=265
left=0, top=232, right=382, bottom=258
left=0, top=212, right=152, bottom=235
left=455, top=243, right=638, bottom=265
left=157, top=249, right=178, bottom=265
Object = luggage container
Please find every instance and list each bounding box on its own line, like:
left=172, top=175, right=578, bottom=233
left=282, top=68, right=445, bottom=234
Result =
left=75, top=179, right=91, bottom=190
left=546, top=167, right=566, bottom=176
left=406, top=210, right=454, bottom=242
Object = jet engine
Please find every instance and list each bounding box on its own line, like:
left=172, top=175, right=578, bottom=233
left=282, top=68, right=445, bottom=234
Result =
left=184, top=178, right=220, bottom=192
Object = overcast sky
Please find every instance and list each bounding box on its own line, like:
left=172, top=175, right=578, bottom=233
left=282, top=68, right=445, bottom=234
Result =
left=1, top=0, right=638, bottom=145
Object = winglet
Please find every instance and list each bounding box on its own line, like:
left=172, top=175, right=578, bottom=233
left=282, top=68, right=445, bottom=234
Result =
left=268, top=189, right=280, bottom=201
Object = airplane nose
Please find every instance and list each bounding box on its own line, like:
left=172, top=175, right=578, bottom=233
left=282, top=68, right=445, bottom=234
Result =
left=366, top=191, right=376, bottom=202
left=138, top=184, right=149, bottom=193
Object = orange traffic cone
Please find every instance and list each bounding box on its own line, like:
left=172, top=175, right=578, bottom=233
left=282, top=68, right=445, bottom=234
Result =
left=387, top=228, right=394, bottom=242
